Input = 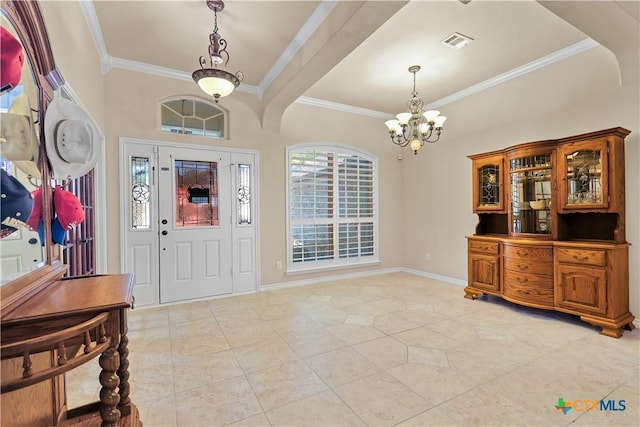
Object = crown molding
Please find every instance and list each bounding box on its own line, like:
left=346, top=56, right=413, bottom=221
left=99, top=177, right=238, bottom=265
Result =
left=107, top=57, right=260, bottom=96
left=79, top=0, right=110, bottom=73
left=258, top=0, right=338, bottom=93
left=424, top=38, right=599, bottom=110
left=80, top=0, right=599, bottom=119
left=295, top=96, right=393, bottom=119
left=298, top=38, right=599, bottom=118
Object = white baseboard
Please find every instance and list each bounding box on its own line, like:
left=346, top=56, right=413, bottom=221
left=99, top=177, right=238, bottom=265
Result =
left=260, top=267, right=405, bottom=291
left=399, top=267, right=467, bottom=287
left=259, top=267, right=467, bottom=292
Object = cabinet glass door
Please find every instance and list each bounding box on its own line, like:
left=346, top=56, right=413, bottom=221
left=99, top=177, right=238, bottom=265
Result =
left=559, top=141, right=608, bottom=209
left=510, top=154, right=552, bottom=235
left=473, top=155, right=505, bottom=212
left=479, top=164, right=501, bottom=208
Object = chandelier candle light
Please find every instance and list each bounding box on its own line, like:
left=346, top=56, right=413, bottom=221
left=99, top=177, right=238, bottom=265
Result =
left=192, top=0, right=244, bottom=103
left=385, top=65, right=446, bottom=154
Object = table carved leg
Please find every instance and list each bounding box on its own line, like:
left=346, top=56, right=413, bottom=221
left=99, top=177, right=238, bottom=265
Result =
left=117, top=334, right=132, bottom=414
left=99, top=346, right=121, bottom=427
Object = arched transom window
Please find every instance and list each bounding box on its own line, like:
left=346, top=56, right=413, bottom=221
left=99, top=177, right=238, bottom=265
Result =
left=160, top=97, right=226, bottom=138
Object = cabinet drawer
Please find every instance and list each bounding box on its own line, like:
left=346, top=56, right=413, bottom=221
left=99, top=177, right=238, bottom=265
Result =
left=469, top=240, right=499, bottom=255
left=503, top=271, right=554, bottom=307
left=503, top=244, right=552, bottom=261
left=556, top=248, right=606, bottom=266
left=504, top=257, right=553, bottom=276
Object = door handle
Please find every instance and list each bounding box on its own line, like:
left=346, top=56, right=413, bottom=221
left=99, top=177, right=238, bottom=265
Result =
left=161, top=230, right=168, bottom=236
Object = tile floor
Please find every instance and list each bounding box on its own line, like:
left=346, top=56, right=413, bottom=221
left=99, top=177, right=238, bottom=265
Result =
left=66, top=273, right=639, bottom=426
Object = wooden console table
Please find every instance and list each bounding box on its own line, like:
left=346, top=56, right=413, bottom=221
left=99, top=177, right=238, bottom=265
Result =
left=1, top=274, right=141, bottom=427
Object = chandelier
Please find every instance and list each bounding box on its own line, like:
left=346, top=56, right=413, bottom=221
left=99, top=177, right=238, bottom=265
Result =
left=385, top=65, right=447, bottom=155
left=192, top=0, right=244, bottom=103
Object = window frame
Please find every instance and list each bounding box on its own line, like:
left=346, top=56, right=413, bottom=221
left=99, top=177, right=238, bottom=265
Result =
left=286, top=143, right=379, bottom=273
left=159, top=95, right=229, bottom=139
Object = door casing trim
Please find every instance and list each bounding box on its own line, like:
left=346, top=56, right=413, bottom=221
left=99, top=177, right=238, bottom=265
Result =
left=119, top=136, right=260, bottom=305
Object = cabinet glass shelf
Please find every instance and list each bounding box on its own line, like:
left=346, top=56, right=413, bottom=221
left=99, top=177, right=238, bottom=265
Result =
left=510, top=154, right=551, bottom=235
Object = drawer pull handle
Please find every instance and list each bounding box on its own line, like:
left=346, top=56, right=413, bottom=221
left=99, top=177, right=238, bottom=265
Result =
left=516, top=277, right=529, bottom=283
left=517, top=264, right=528, bottom=270
left=572, top=255, right=589, bottom=261
left=516, top=251, right=526, bottom=257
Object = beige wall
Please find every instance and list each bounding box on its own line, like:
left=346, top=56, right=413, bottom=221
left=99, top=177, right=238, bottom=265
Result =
left=401, top=45, right=640, bottom=317
left=39, top=0, right=105, bottom=129
left=40, top=3, right=639, bottom=318
left=102, top=69, right=404, bottom=286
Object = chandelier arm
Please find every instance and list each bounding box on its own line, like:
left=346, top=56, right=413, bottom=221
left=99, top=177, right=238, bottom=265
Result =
left=427, top=130, right=443, bottom=143
left=217, top=38, right=229, bottom=66
left=391, top=134, right=409, bottom=147
left=419, top=126, right=433, bottom=142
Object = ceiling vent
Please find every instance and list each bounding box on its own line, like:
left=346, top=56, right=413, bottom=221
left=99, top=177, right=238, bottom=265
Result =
left=441, top=32, right=474, bottom=50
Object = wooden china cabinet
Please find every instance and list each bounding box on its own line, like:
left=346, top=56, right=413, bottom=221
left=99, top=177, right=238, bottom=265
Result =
left=0, top=1, right=140, bottom=426
left=465, top=127, right=634, bottom=338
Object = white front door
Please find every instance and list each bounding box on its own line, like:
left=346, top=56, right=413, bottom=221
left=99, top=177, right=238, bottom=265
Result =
left=157, top=146, right=232, bottom=303
left=121, top=139, right=257, bottom=306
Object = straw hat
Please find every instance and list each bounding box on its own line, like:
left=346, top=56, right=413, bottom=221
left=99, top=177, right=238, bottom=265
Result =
left=0, top=93, right=40, bottom=178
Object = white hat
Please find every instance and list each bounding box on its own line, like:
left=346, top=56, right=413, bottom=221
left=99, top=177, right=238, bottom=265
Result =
left=44, top=98, right=102, bottom=180
left=0, top=93, right=41, bottom=178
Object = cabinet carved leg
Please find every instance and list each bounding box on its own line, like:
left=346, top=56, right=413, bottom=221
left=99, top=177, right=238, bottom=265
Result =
left=579, top=314, right=636, bottom=339
left=99, top=346, right=121, bottom=427
left=464, top=287, right=481, bottom=300
left=117, top=334, right=132, bottom=415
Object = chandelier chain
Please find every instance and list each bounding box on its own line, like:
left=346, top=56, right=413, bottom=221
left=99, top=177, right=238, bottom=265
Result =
left=192, top=0, right=244, bottom=103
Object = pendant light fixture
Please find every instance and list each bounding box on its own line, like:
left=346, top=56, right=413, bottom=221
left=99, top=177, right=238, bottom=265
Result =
left=385, top=66, right=447, bottom=154
left=192, top=0, right=244, bottom=103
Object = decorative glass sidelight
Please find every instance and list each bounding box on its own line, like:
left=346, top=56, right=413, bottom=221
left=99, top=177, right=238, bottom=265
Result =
left=174, top=160, right=219, bottom=227
left=236, top=163, right=252, bottom=225
left=131, top=156, right=151, bottom=229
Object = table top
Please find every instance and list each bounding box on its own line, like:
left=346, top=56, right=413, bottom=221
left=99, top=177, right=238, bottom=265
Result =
left=1, top=274, right=134, bottom=325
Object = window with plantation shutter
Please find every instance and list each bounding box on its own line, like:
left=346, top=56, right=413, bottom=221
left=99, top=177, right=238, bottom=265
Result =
left=287, top=145, right=378, bottom=271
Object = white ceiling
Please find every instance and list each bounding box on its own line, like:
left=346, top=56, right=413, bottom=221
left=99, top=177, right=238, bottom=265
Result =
left=86, top=0, right=638, bottom=124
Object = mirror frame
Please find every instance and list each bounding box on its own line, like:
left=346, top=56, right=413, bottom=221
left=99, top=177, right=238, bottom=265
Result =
left=0, top=0, right=66, bottom=317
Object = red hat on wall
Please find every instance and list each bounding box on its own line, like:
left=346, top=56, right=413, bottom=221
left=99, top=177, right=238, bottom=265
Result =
left=1, top=26, right=25, bottom=94
left=26, top=186, right=85, bottom=245
left=52, top=186, right=84, bottom=244
left=26, top=187, right=42, bottom=231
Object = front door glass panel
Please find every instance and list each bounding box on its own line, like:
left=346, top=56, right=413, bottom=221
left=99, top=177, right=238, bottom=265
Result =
left=174, top=160, right=218, bottom=227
